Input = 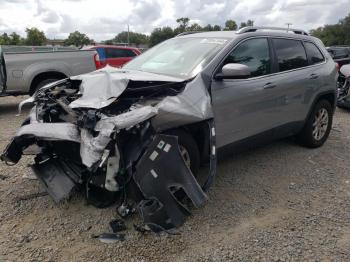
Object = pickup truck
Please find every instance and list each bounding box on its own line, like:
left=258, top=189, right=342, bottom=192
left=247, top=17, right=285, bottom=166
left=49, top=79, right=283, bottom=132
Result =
left=0, top=47, right=99, bottom=96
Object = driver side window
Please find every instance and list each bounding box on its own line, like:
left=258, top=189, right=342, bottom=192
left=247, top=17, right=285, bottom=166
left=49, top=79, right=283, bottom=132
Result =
left=224, top=38, right=271, bottom=78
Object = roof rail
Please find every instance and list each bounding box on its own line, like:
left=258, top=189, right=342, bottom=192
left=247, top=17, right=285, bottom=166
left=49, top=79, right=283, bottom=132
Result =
left=176, top=31, right=201, bottom=37
left=236, top=26, right=309, bottom=36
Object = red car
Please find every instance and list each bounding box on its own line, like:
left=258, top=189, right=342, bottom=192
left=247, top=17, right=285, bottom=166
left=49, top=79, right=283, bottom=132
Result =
left=86, top=45, right=141, bottom=69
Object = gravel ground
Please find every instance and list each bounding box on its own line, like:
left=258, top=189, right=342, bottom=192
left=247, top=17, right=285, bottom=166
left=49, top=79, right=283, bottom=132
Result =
left=0, top=96, right=349, bottom=262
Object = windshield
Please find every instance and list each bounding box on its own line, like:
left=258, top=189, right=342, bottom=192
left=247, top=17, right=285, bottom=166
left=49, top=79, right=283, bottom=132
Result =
left=123, top=37, right=228, bottom=79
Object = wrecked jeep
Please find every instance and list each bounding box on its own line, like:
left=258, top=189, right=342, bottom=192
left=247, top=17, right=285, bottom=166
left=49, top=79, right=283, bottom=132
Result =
left=1, top=36, right=219, bottom=231
left=1, top=28, right=337, bottom=231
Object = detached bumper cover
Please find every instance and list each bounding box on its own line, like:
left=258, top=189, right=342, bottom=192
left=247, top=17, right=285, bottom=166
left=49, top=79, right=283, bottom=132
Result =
left=134, top=134, right=208, bottom=229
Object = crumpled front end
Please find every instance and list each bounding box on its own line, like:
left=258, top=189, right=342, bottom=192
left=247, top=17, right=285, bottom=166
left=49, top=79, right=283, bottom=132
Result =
left=1, top=66, right=216, bottom=231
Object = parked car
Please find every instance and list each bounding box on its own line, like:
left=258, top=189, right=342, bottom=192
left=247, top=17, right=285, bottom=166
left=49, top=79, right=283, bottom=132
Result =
left=0, top=47, right=99, bottom=96
left=337, top=64, right=350, bottom=108
left=1, top=27, right=337, bottom=232
left=326, top=46, right=350, bottom=67
left=326, top=46, right=350, bottom=94
left=84, top=45, right=141, bottom=68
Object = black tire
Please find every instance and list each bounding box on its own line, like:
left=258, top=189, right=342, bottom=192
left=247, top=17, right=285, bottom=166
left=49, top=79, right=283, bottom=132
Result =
left=30, top=78, right=60, bottom=95
left=164, top=129, right=200, bottom=176
left=297, top=99, right=333, bottom=148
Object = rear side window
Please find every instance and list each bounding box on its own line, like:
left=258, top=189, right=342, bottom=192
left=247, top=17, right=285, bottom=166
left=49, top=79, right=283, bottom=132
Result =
left=224, top=38, right=271, bottom=77
left=334, top=49, right=348, bottom=59
left=105, top=48, right=137, bottom=58
left=304, top=42, right=324, bottom=65
left=273, top=39, right=308, bottom=72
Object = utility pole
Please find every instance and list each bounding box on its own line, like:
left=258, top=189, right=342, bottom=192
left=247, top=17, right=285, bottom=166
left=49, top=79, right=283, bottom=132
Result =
left=286, top=23, right=292, bottom=32
left=127, top=24, right=130, bottom=46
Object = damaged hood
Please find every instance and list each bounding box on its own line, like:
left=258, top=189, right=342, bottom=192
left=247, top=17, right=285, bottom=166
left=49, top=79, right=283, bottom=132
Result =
left=69, top=65, right=184, bottom=109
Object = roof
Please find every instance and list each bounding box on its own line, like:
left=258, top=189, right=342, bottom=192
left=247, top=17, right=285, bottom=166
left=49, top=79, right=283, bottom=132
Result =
left=176, top=26, right=313, bottom=40
left=83, top=45, right=140, bottom=50
left=327, top=46, right=350, bottom=49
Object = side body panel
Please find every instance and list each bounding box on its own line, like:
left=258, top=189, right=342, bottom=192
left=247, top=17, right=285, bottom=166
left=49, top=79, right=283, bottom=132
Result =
left=204, top=34, right=337, bottom=148
left=4, top=50, right=97, bottom=93
left=211, top=74, right=288, bottom=147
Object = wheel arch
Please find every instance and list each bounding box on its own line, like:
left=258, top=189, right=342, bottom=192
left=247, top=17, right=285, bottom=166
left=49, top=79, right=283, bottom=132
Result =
left=306, top=91, right=336, bottom=122
left=164, top=120, right=212, bottom=165
left=29, top=71, right=68, bottom=95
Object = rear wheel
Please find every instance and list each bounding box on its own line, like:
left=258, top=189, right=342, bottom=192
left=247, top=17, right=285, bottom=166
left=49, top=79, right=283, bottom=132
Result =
left=30, top=78, right=60, bottom=95
left=296, top=100, right=333, bottom=148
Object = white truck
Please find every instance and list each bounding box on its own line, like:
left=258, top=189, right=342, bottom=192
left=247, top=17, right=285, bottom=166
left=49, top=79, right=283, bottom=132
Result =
left=0, top=46, right=99, bottom=96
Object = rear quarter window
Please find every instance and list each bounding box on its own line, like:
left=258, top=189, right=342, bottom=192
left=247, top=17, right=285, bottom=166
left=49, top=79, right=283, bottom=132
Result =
left=105, top=48, right=137, bottom=58
left=273, top=38, right=308, bottom=72
left=304, top=42, right=324, bottom=65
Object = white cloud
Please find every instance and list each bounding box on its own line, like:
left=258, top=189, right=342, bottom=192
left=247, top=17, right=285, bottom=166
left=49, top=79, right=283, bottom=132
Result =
left=0, top=0, right=348, bottom=41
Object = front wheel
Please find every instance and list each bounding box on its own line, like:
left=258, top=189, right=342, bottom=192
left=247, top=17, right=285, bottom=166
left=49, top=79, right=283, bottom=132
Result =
left=164, top=129, right=200, bottom=176
left=296, top=100, right=333, bottom=148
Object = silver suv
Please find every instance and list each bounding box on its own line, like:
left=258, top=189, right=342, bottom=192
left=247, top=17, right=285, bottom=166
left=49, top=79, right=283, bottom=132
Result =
left=125, top=26, right=337, bottom=152
left=181, top=26, right=337, bottom=150
left=1, top=26, right=337, bottom=231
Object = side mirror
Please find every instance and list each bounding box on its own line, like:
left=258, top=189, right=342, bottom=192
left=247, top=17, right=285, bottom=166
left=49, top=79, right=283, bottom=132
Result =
left=215, top=63, right=250, bottom=80
left=340, top=64, right=350, bottom=78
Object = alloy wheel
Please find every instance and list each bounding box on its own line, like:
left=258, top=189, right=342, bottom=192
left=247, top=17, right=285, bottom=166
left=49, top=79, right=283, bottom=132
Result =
left=312, top=108, right=329, bottom=141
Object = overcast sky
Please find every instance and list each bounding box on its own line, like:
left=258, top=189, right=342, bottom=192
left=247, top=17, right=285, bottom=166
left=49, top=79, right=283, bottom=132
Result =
left=0, top=0, right=349, bottom=41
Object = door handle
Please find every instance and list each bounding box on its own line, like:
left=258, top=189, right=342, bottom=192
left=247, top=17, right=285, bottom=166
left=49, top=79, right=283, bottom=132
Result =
left=310, top=73, right=319, bottom=80
left=263, top=82, right=276, bottom=89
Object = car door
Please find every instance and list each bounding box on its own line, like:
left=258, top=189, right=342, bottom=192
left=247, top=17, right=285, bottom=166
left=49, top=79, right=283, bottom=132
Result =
left=211, top=37, right=286, bottom=148
left=270, top=38, right=317, bottom=125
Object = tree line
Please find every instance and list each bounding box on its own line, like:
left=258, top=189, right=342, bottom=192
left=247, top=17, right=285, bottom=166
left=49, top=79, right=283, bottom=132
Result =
left=1, top=14, right=349, bottom=48
left=0, top=18, right=254, bottom=47
left=310, top=14, right=350, bottom=46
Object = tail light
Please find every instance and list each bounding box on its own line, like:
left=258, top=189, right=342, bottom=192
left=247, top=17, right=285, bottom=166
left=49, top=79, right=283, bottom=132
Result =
left=94, top=53, right=102, bottom=69
left=335, top=62, right=340, bottom=71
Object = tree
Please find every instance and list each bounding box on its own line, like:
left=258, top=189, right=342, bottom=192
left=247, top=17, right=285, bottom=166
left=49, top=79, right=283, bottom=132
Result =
left=9, top=32, right=22, bottom=45
left=188, top=23, right=202, bottom=31
left=239, top=22, right=247, bottom=29
left=106, top=31, right=149, bottom=46
left=239, top=20, right=254, bottom=29
left=224, top=20, right=237, bottom=30
left=203, top=24, right=214, bottom=31
left=149, top=27, right=175, bottom=47
left=64, top=31, right=92, bottom=47
left=0, top=32, right=24, bottom=45
left=0, top=33, right=11, bottom=45
left=247, top=20, right=254, bottom=26
left=213, top=25, right=221, bottom=31
left=176, top=17, right=190, bottom=33
left=25, top=27, right=46, bottom=46
left=310, top=14, right=350, bottom=46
